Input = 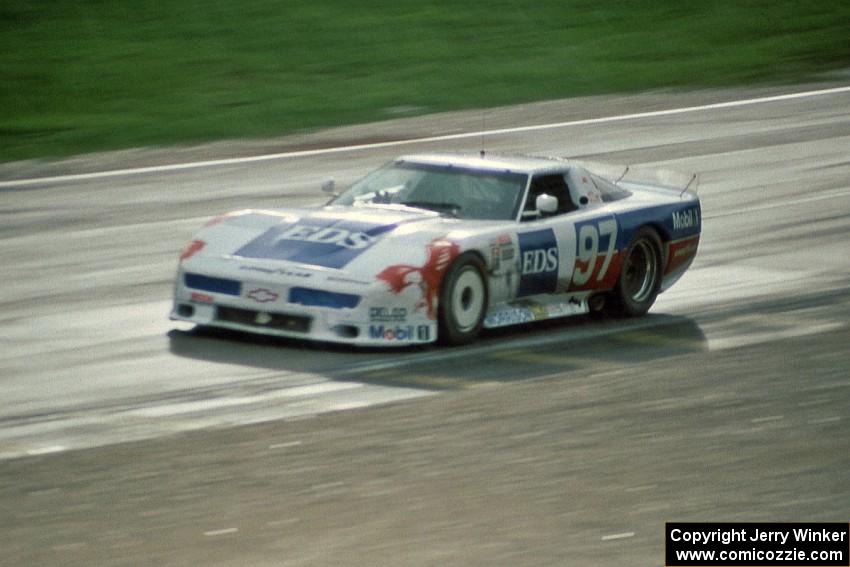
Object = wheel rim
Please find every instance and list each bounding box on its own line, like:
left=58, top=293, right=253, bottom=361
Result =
left=622, top=239, right=657, bottom=303
left=451, top=267, right=485, bottom=332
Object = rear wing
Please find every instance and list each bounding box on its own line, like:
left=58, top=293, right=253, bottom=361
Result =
left=571, top=159, right=699, bottom=197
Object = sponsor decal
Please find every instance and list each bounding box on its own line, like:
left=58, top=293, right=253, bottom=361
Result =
left=672, top=207, right=700, bottom=230
left=517, top=229, right=559, bottom=297
left=326, top=275, right=371, bottom=286
left=274, top=224, right=375, bottom=249
left=483, top=299, right=587, bottom=328
left=368, top=324, right=431, bottom=341
left=673, top=242, right=699, bottom=258
left=484, top=308, right=536, bottom=328
left=377, top=238, right=461, bottom=320
left=527, top=302, right=548, bottom=320
left=190, top=292, right=214, bottom=303
left=489, top=233, right=515, bottom=272
left=239, top=265, right=312, bottom=279
left=665, top=235, right=700, bottom=275
left=246, top=288, right=279, bottom=303
left=580, top=176, right=603, bottom=204
left=369, top=306, right=408, bottom=323
left=235, top=218, right=397, bottom=269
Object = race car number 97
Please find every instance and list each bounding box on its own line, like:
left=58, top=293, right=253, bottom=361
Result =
left=572, top=218, right=618, bottom=286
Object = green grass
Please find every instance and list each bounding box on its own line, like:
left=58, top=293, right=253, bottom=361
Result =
left=2, top=0, right=849, bottom=161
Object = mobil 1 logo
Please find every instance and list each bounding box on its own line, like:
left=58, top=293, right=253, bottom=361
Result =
left=517, top=228, right=559, bottom=297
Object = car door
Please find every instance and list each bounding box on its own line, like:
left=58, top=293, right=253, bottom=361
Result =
left=513, top=172, right=576, bottom=299
left=515, top=171, right=621, bottom=299
left=562, top=167, right=623, bottom=293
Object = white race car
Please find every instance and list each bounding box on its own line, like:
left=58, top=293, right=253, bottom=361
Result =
left=171, top=153, right=700, bottom=346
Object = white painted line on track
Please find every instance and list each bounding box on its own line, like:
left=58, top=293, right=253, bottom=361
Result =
left=2, top=86, right=848, bottom=189
left=707, top=322, right=844, bottom=352
left=25, top=445, right=67, bottom=456
left=808, top=417, right=841, bottom=424
left=751, top=415, right=784, bottom=424
left=341, top=315, right=679, bottom=377
left=601, top=532, right=635, bottom=541
left=310, top=481, right=345, bottom=492
left=203, top=528, right=239, bottom=537
left=0, top=381, right=433, bottom=461
left=703, top=186, right=850, bottom=220
left=268, top=441, right=302, bottom=450
left=52, top=543, right=86, bottom=551
left=127, top=381, right=364, bottom=418
left=625, top=484, right=658, bottom=493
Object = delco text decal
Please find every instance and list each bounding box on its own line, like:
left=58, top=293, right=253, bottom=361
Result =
left=235, top=218, right=397, bottom=269
left=517, top=229, right=559, bottom=297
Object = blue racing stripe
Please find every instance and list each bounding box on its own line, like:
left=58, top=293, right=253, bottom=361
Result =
left=614, top=202, right=702, bottom=247
left=235, top=219, right=397, bottom=269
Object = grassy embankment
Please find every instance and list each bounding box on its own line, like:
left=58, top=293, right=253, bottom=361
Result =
left=1, top=1, right=848, bottom=161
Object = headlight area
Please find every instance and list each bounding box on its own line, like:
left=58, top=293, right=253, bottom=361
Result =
left=288, top=287, right=361, bottom=309
left=171, top=271, right=436, bottom=345
left=171, top=271, right=363, bottom=340
left=170, top=270, right=218, bottom=324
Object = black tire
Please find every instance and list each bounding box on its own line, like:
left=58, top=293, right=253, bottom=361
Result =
left=438, top=254, right=488, bottom=345
left=607, top=227, right=663, bottom=317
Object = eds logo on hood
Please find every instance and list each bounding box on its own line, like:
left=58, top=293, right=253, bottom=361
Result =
left=235, top=218, right=397, bottom=269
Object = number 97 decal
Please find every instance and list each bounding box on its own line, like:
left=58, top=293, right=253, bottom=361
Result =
left=571, top=218, right=618, bottom=288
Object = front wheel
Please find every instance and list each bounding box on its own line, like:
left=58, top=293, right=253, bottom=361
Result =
left=607, top=227, right=663, bottom=317
left=438, top=254, right=488, bottom=346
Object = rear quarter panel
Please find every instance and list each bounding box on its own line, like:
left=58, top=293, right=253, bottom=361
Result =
left=610, top=184, right=701, bottom=288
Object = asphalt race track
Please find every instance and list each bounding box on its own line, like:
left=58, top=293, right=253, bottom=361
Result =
left=1, top=84, right=849, bottom=566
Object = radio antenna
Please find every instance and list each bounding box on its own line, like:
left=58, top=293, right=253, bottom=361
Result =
left=480, top=112, right=486, bottom=158
left=615, top=165, right=630, bottom=185
left=680, top=173, right=698, bottom=197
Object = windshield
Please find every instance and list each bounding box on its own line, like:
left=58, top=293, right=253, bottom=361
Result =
left=333, top=161, right=528, bottom=221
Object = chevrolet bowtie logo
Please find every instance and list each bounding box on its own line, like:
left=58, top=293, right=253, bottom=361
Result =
left=247, top=288, right=279, bottom=303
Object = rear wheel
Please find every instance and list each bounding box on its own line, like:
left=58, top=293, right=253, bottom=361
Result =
left=607, top=227, right=663, bottom=317
left=438, top=254, right=488, bottom=345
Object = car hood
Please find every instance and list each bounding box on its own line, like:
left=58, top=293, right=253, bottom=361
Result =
left=189, top=204, right=483, bottom=276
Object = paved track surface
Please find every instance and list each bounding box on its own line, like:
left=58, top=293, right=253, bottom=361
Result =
left=1, top=84, right=849, bottom=566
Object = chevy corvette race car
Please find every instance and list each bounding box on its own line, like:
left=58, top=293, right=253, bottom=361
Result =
left=171, top=153, right=700, bottom=346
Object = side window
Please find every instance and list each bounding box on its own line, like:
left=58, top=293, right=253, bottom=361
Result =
left=590, top=173, right=632, bottom=202
left=523, top=174, right=577, bottom=219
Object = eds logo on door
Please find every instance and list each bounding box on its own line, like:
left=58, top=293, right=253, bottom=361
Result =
left=235, top=218, right=397, bottom=269
left=517, top=228, right=559, bottom=297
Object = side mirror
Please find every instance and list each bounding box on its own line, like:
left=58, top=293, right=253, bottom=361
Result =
left=536, top=193, right=558, bottom=215
left=321, top=178, right=336, bottom=194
